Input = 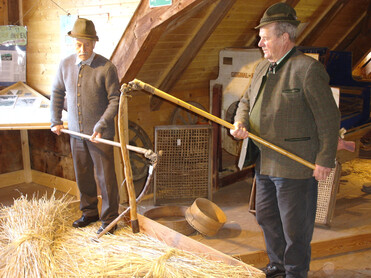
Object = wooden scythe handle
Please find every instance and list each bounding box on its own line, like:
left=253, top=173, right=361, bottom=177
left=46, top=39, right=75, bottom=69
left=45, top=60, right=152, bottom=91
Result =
left=118, top=92, right=139, bottom=233
left=129, top=79, right=315, bottom=170
left=60, top=128, right=151, bottom=156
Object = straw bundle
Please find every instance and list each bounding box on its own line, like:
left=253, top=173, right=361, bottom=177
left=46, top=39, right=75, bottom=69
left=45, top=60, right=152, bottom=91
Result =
left=0, top=193, right=74, bottom=278
left=0, top=193, right=263, bottom=278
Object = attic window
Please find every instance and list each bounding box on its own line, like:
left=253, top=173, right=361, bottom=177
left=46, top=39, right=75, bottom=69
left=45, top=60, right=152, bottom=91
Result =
left=223, top=57, right=233, bottom=65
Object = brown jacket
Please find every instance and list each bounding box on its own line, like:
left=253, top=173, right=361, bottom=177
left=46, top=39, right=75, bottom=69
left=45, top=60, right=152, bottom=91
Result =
left=235, top=48, right=340, bottom=179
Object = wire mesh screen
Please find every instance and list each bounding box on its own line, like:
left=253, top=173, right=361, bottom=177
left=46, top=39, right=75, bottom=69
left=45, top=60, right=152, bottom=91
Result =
left=315, top=161, right=341, bottom=226
left=154, top=125, right=212, bottom=205
left=249, top=161, right=341, bottom=227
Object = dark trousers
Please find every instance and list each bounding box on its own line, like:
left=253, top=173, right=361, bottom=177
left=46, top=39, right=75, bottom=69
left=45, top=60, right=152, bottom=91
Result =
left=70, top=137, right=119, bottom=224
left=255, top=172, right=318, bottom=278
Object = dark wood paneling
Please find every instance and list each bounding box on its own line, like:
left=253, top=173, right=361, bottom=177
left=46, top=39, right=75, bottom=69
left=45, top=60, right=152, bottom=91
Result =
left=29, top=130, right=75, bottom=181
left=0, top=131, right=22, bottom=174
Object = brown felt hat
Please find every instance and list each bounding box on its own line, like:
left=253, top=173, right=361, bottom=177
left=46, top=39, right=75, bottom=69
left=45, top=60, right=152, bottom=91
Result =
left=68, top=18, right=99, bottom=41
left=255, top=2, right=300, bottom=29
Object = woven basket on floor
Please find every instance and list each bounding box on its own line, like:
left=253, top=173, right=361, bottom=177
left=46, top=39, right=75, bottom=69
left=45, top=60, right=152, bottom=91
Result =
left=185, top=198, right=226, bottom=236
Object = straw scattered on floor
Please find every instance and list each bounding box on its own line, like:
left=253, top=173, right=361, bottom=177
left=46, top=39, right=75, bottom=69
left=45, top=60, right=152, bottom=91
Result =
left=0, top=192, right=263, bottom=278
left=341, top=158, right=371, bottom=183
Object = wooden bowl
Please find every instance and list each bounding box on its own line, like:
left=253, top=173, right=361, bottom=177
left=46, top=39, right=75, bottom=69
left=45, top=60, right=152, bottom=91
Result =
left=185, top=198, right=227, bottom=236
left=143, top=205, right=195, bottom=236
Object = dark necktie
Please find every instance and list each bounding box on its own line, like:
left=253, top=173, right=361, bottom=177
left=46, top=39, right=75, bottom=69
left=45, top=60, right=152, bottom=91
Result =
left=268, top=62, right=277, bottom=74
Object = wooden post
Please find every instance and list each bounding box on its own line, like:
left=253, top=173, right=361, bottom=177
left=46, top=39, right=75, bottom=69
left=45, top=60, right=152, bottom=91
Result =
left=20, top=130, right=32, bottom=183
left=211, top=84, right=223, bottom=190
left=118, top=92, right=139, bottom=233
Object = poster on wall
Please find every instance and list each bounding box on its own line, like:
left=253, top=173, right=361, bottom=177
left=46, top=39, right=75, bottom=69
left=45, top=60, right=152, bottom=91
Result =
left=0, top=25, right=27, bottom=46
left=0, top=26, right=27, bottom=87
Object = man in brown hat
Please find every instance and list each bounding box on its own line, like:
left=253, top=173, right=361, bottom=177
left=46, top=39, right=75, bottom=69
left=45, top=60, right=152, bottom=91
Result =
left=51, top=18, right=120, bottom=234
left=230, top=3, right=340, bottom=277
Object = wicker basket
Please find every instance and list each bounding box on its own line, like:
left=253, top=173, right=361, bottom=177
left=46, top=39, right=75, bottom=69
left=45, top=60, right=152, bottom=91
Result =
left=185, top=198, right=227, bottom=236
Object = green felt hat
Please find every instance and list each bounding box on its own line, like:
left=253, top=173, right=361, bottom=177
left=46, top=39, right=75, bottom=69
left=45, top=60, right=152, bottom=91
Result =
left=255, top=2, right=300, bottom=29
left=68, top=18, right=99, bottom=41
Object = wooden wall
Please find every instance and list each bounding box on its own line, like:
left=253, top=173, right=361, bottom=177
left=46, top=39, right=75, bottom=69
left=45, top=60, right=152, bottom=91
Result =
left=123, top=1, right=222, bottom=143
left=1, top=0, right=210, bottom=184
left=0, top=0, right=20, bottom=25
left=0, top=1, right=140, bottom=181
left=120, top=0, right=371, bottom=145
left=22, top=0, right=214, bottom=148
left=3, top=0, right=368, bottom=183
left=23, top=0, right=140, bottom=97
left=0, top=131, right=22, bottom=174
left=0, top=0, right=8, bottom=25
left=29, top=130, right=75, bottom=180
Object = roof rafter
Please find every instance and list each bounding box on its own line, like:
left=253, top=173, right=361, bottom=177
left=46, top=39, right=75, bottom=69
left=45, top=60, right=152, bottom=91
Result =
left=333, top=10, right=367, bottom=51
left=339, top=0, right=371, bottom=67
left=297, top=0, right=350, bottom=46
left=149, top=0, right=237, bottom=110
left=110, top=0, right=207, bottom=84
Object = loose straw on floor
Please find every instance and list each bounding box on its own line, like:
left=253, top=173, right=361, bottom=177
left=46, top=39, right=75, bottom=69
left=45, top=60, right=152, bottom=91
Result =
left=0, top=193, right=264, bottom=278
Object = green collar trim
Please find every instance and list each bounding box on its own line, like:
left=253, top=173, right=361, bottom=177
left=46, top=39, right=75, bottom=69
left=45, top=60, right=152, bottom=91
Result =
left=275, top=47, right=296, bottom=73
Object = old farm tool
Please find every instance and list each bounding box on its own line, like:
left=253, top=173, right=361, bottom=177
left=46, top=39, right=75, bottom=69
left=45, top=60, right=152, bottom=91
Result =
left=60, top=127, right=158, bottom=235
left=123, top=79, right=350, bottom=226
left=122, top=79, right=316, bottom=170
left=60, top=128, right=155, bottom=159
left=60, top=90, right=159, bottom=234
left=117, top=90, right=139, bottom=233
left=94, top=151, right=161, bottom=239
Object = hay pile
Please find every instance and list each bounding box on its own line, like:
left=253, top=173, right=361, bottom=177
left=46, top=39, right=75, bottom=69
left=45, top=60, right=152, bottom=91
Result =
left=0, top=193, right=263, bottom=278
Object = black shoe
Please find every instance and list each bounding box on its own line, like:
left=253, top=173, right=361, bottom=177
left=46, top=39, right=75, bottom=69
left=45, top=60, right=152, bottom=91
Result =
left=261, top=265, right=286, bottom=278
left=72, top=215, right=100, bottom=228
left=96, top=223, right=117, bottom=235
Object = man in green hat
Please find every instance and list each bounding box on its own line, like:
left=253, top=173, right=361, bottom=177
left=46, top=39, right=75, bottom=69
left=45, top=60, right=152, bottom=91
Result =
left=50, top=18, right=120, bottom=235
left=230, top=3, right=340, bottom=277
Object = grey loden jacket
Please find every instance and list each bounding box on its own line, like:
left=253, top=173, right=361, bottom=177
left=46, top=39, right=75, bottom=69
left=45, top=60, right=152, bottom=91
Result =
left=234, top=48, right=341, bottom=179
left=50, top=54, right=120, bottom=139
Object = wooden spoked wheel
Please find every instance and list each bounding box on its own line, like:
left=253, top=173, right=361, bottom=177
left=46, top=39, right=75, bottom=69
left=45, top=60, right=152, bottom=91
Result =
left=128, top=121, right=153, bottom=181
left=225, top=101, right=239, bottom=124
left=170, top=101, right=209, bottom=125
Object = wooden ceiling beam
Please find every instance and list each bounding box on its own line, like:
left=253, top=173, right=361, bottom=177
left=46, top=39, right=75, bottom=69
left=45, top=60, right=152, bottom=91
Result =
left=333, top=11, right=367, bottom=51
left=159, top=0, right=236, bottom=93
left=341, top=22, right=371, bottom=68
left=298, top=0, right=350, bottom=46
left=285, top=0, right=300, bottom=8
left=7, top=0, right=19, bottom=25
left=110, top=0, right=206, bottom=84
left=334, top=0, right=370, bottom=67
left=149, top=0, right=236, bottom=110
left=146, top=0, right=215, bottom=89
left=348, top=1, right=371, bottom=67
